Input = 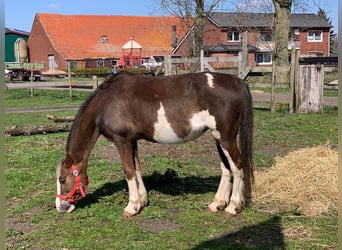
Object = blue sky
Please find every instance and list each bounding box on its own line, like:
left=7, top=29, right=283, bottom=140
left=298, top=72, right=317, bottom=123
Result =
left=5, top=0, right=338, bottom=33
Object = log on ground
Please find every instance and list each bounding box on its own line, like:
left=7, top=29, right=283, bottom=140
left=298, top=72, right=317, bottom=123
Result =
left=5, top=124, right=72, bottom=136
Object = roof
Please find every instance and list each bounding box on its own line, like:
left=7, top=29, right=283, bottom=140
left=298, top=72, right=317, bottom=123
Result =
left=207, top=12, right=332, bottom=29
left=5, top=27, right=30, bottom=36
left=32, top=13, right=187, bottom=60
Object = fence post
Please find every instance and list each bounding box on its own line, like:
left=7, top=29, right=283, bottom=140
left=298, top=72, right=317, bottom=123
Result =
left=294, top=49, right=301, bottom=112
left=299, top=63, right=324, bottom=113
left=164, top=55, right=171, bottom=76
left=200, top=49, right=204, bottom=72
left=92, top=75, right=98, bottom=89
left=271, top=62, right=277, bottom=112
left=289, top=46, right=296, bottom=113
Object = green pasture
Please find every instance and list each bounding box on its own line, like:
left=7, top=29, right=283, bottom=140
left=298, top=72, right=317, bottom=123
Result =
left=5, top=88, right=338, bottom=249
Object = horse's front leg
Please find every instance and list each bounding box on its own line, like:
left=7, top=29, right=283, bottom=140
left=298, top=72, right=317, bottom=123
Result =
left=133, top=141, right=148, bottom=207
left=115, top=138, right=147, bottom=217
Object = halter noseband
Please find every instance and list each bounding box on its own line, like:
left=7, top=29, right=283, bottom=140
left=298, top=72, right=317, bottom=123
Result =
left=56, top=165, right=88, bottom=203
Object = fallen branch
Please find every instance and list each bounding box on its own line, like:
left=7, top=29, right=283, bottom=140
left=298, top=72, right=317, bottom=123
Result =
left=47, top=114, right=75, bottom=123
left=5, top=124, right=72, bottom=136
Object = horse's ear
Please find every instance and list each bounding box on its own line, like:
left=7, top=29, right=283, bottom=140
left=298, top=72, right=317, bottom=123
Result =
left=62, top=154, right=73, bottom=168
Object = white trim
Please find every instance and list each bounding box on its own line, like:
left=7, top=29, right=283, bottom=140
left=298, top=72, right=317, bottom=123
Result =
left=307, top=30, right=323, bottom=42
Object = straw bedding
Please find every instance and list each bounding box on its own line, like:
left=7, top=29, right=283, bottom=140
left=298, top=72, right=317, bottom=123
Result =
left=253, top=145, right=338, bottom=216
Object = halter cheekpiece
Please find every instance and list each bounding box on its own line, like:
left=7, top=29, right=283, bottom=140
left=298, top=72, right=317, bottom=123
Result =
left=56, top=164, right=88, bottom=203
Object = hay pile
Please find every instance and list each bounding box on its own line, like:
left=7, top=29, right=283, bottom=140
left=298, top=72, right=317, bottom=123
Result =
left=253, top=145, right=338, bottom=216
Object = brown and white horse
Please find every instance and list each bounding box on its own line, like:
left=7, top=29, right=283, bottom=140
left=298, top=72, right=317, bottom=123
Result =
left=56, top=71, right=254, bottom=217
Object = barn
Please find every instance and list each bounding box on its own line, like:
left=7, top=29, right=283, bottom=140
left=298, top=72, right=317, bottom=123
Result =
left=27, top=14, right=188, bottom=71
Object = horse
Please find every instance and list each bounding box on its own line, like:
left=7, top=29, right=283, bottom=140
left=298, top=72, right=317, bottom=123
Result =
left=56, top=71, right=254, bottom=217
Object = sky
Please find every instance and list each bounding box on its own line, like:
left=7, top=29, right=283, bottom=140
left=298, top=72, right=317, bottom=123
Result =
left=5, top=0, right=339, bottom=34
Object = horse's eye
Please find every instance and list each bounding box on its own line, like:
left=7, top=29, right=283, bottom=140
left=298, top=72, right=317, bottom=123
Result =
left=59, top=176, right=66, bottom=184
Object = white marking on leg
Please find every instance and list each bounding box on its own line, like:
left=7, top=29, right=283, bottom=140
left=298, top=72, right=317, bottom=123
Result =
left=56, top=178, right=61, bottom=211
left=221, top=148, right=244, bottom=215
left=124, top=176, right=141, bottom=215
left=205, top=73, right=214, bottom=88
left=208, top=162, right=231, bottom=212
left=136, top=170, right=148, bottom=207
left=55, top=163, right=61, bottom=211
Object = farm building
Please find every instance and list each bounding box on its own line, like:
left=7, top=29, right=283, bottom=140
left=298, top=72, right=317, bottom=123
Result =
left=26, top=12, right=332, bottom=72
left=5, top=28, right=30, bottom=62
left=173, top=13, right=332, bottom=67
left=27, top=14, right=188, bottom=71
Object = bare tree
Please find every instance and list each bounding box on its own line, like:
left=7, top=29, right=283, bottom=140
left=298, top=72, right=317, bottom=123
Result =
left=272, top=0, right=292, bottom=83
left=158, top=0, right=223, bottom=56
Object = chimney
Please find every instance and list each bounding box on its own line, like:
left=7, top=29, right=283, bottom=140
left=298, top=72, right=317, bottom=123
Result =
left=171, top=25, right=177, bottom=48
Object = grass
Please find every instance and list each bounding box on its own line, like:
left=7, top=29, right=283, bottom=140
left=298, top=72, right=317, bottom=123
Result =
left=5, top=89, right=338, bottom=249
left=5, top=88, right=90, bottom=108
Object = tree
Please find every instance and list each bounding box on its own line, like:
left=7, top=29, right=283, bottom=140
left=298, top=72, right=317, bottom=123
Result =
left=317, top=7, right=337, bottom=56
left=272, top=0, right=292, bottom=83
left=158, top=0, right=223, bottom=57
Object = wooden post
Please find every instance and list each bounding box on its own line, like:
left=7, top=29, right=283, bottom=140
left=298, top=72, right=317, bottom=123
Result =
left=299, top=64, right=324, bottom=113
left=271, top=61, right=277, bottom=112
left=30, top=64, right=34, bottom=97
left=289, top=46, right=296, bottom=113
left=164, top=55, right=171, bottom=76
left=200, top=49, right=204, bottom=72
left=92, top=75, right=98, bottom=89
left=294, top=49, right=301, bottom=112
left=68, top=61, right=72, bottom=101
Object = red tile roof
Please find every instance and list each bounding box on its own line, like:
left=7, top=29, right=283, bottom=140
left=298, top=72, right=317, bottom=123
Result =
left=35, top=13, right=187, bottom=59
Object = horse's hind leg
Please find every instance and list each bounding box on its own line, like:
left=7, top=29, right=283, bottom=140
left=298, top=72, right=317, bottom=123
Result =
left=220, top=139, right=245, bottom=215
left=208, top=161, right=232, bottom=212
left=210, top=139, right=245, bottom=215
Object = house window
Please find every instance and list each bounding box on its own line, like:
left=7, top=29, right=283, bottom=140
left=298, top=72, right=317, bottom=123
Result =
left=69, top=61, right=77, bottom=69
left=259, top=32, right=273, bottom=42
left=307, top=30, right=322, bottom=42
left=111, top=60, right=118, bottom=66
left=97, top=60, right=104, bottom=68
left=228, top=31, right=240, bottom=42
left=256, top=53, right=272, bottom=65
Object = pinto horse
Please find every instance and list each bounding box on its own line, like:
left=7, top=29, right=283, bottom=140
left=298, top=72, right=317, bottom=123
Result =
left=56, top=71, right=254, bottom=217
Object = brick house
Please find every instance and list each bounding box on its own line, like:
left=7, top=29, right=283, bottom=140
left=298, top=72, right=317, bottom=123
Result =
left=27, top=14, right=187, bottom=71
left=173, top=12, right=332, bottom=67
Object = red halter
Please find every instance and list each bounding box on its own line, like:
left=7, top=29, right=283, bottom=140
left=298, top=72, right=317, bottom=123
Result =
left=56, top=165, right=88, bottom=203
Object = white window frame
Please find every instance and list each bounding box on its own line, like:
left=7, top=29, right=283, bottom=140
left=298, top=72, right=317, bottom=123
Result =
left=256, top=53, right=272, bottom=65
left=227, top=31, right=240, bottom=42
left=97, top=60, right=104, bottom=68
left=307, top=30, right=323, bottom=42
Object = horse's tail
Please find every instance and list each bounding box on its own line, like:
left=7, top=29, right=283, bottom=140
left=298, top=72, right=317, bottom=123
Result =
left=239, top=82, right=254, bottom=205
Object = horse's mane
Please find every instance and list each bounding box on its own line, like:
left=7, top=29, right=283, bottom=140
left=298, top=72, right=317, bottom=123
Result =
left=66, top=72, right=129, bottom=151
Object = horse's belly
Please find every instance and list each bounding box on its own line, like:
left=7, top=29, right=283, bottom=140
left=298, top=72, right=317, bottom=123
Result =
left=153, top=104, right=216, bottom=144
left=153, top=126, right=206, bottom=144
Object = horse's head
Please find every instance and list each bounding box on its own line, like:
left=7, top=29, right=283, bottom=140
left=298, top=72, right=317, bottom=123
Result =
left=55, top=154, right=89, bottom=213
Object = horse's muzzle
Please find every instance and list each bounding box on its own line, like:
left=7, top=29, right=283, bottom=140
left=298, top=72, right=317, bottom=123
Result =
left=56, top=199, right=76, bottom=213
